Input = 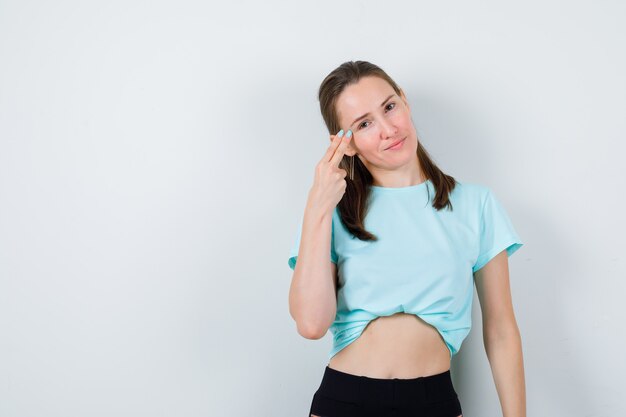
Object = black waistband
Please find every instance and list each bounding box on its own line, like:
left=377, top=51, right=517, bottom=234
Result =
left=316, top=366, right=458, bottom=408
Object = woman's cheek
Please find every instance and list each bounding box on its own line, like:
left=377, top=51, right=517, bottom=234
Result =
left=392, top=111, right=406, bottom=124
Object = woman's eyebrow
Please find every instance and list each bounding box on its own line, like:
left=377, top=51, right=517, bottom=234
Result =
left=350, top=94, right=396, bottom=128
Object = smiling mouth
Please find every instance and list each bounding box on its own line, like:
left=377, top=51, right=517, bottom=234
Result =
left=385, top=137, right=406, bottom=150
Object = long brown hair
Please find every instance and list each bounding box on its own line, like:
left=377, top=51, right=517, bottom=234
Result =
left=318, top=60, right=457, bottom=241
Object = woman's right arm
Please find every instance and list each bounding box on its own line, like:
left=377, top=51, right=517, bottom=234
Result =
left=288, top=201, right=338, bottom=339
left=288, top=128, right=352, bottom=339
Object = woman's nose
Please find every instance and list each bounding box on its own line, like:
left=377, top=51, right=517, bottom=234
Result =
left=379, top=117, right=397, bottom=137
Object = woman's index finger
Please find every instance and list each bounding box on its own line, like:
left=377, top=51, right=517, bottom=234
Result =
left=324, top=135, right=341, bottom=162
left=329, top=131, right=351, bottom=167
left=321, top=131, right=344, bottom=163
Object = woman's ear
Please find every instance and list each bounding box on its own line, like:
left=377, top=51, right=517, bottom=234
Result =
left=345, top=145, right=357, bottom=157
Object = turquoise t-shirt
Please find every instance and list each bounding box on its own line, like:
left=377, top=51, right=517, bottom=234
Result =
left=287, top=179, right=524, bottom=360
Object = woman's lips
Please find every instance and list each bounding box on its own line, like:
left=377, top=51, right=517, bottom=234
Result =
left=386, top=138, right=406, bottom=151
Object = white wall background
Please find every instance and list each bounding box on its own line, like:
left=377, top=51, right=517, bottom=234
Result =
left=1, top=0, right=624, bottom=416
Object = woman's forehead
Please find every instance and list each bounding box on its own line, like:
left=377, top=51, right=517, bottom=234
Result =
left=337, top=78, right=397, bottom=123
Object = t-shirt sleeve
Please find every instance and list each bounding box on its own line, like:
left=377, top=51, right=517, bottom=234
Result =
left=288, top=215, right=338, bottom=271
left=472, top=187, right=524, bottom=273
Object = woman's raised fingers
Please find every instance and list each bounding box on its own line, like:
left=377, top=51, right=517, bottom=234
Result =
left=321, top=129, right=345, bottom=163
left=329, top=129, right=352, bottom=167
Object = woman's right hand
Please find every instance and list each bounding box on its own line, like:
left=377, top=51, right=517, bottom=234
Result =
left=307, top=129, right=353, bottom=214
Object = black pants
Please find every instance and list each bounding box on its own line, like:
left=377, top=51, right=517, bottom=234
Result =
left=308, top=365, right=463, bottom=417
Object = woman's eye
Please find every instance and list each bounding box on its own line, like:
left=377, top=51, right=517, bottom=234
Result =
left=358, top=103, right=396, bottom=130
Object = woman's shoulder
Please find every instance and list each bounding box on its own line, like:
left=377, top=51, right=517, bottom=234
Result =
left=449, top=179, right=490, bottom=202
left=450, top=180, right=491, bottom=210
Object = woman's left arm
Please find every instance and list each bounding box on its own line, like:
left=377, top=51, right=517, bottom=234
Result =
left=474, top=249, right=527, bottom=417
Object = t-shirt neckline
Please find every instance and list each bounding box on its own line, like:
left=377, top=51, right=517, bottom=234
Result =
left=370, top=178, right=432, bottom=192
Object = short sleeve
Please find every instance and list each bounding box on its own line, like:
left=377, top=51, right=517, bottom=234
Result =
left=287, top=215, right=338, bottom=271
left=472, top=187, right=524, bottom=273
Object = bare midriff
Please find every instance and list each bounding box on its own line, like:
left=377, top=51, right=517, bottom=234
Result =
left=327, top=312, right=451, bottom=379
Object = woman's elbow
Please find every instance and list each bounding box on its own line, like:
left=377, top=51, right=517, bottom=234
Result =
left=292, top=316, right=329, bottom=340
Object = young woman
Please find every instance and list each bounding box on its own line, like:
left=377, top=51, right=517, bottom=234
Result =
left=288, top=61, right=526, bottom=417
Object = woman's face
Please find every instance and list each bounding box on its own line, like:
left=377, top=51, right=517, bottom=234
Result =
left=335, top=76, right=419, bottom=179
